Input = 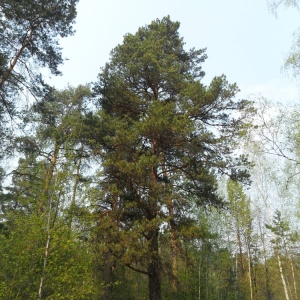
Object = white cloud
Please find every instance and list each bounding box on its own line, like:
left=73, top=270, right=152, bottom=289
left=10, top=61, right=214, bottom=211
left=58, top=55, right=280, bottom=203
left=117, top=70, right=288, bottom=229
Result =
left=240, top=79, right=300, bottom=103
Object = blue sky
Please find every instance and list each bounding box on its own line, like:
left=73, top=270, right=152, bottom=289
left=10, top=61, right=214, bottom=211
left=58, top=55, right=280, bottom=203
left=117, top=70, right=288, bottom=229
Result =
left=49, top=0, right=300, bottom=103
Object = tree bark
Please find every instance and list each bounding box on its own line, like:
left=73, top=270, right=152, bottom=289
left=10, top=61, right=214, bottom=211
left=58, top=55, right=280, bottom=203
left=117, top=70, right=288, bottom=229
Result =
left=148, top=262, right=161, bottom=300
left=40, top=143, right=60, bottom=212
left=38, top=205, right=52, bottom=299
left=160, top=151, right=179, bottom=293
left=38, top=171, right=61, bottom=298
left=246, top=239, right=253, bottom=300
left=169, top=224, right=179, bottom=292
left=258, top=218, right=273, bottom=300
left=102, top=251, right=114, bottom=300
left=0, top=27, right=34, bottom=89
left=289, top=258, right=297, bottom=300
left=276, top=250, right=290, bottom=300
left=38, top=142, right=61, bottom=297
left=146, top=138, right=162, bottom=299
left=68, top=145, right=83, bottom=228
left=148, top=230, right=161, bottom=300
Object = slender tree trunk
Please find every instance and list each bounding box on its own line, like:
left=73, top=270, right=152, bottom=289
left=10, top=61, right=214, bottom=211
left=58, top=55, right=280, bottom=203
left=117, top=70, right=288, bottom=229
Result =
left=257, top=212, right=273, bottom=299
left=246, top=240, right=253, bottom=300
left=40, top=143, right=60, bottom=212
left=262, top=238, right=272, bottom=299
left=251, top=243, right=259, bottom=299
left=38, top=172, right=61, bottom=298
left=38, top=143, right=60, bottom=298
left=290, top=258, right=297, bottom=299
left=276, top=250, right=290, bottom=300
left=38, top=205, right=52, bottom=299
left=235, top=252, right=238, bottom=300
left=285, top=244, right=297, bottom=300
left=68, top=145, right=83, bottom=228
left=198, top=258, right=201, bottom=300
left=236, top=226, right=245, bottom=273
left=206, top=254, right=209, bottom=300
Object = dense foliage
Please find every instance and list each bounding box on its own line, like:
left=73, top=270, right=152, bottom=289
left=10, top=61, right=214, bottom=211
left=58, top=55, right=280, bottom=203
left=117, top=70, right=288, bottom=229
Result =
left=87, top=16, right=251, bottom=300
left=1, top=2, right=300, bottom=300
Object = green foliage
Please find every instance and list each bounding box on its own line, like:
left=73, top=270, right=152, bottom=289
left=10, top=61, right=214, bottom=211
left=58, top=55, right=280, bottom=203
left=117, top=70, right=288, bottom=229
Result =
left=0, top=213, right=98, bottom=299
left=265, top=210, right=299, bottom=253
left=0, top=85, right=100, bottom=299
left=0, top=0, right=79, bottom=113
left=6, top=6, right=300, bottom=299
left=88, top=16, right=252, bottom=298
left=227, top=179, right=252, bottom=231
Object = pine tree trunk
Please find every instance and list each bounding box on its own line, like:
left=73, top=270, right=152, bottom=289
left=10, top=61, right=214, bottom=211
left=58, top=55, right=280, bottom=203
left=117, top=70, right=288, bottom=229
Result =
left=167, top=193, right=179, bottom=293
left=170, top=227, right=179, bottom=292
left=102, top=251, right=114, bottom=300
left=40, top=143, right=60, bottom=212
left=148, top=263, right=161, bottom=300
left=147, top=140, right=162, bottom=300
left=160, top=152, right=179, bottom=293
left=68, top=145, right=83, bottom=228
left=148, top=230, right=161, bottom=300
left=0, top=28, right=34, bottom=89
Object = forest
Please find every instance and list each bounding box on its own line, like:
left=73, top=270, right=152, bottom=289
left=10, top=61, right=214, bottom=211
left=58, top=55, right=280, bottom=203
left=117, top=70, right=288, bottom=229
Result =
left=1, top=1, right=300, bottom=299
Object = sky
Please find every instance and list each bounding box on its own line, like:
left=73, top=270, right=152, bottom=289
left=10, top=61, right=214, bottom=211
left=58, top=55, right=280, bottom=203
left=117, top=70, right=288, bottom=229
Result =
left=49, top=0, right=300, bottom=103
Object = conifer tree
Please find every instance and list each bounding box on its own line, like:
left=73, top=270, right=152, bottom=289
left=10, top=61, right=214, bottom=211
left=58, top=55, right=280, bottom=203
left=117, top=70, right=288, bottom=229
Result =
left=90, top=16, right=251, bottom=299
left=0, top=85, right=97, bottom=299
left=0, top=0, right=79, bottom=114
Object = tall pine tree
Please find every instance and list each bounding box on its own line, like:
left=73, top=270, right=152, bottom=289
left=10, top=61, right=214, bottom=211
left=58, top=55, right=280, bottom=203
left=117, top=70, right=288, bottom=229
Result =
left=90, top=16, right=251, bottom=300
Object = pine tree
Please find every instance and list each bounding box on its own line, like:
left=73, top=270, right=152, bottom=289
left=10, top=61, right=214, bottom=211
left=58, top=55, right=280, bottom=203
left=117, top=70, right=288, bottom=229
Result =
left=90, top=16, right=251, bottom=299
left=0, top=85, right=98, bottom=299
left=0, top=0, right=79, bottom=114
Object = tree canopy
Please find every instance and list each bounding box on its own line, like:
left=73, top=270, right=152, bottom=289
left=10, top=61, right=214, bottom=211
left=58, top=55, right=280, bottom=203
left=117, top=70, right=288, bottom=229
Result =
left=89, top=16, right=251, bottom=300
left=0, top=0, right=79, bottom=114
left=2, top=7, right=300, bottom=299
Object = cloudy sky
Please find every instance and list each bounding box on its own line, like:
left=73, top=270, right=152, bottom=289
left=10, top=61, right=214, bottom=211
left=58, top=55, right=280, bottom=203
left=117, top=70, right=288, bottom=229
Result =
left=49, top=0, right=300, bottom=103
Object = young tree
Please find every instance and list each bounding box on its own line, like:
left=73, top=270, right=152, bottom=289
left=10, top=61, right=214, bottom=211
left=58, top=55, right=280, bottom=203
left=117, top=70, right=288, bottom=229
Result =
left=0, top=85, right=97, bottom=299
left=265, top=210, right=299, bottom=300
left=89, top=16, right=251, bottom=299
left=227, top=179, right=254, bottom=300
